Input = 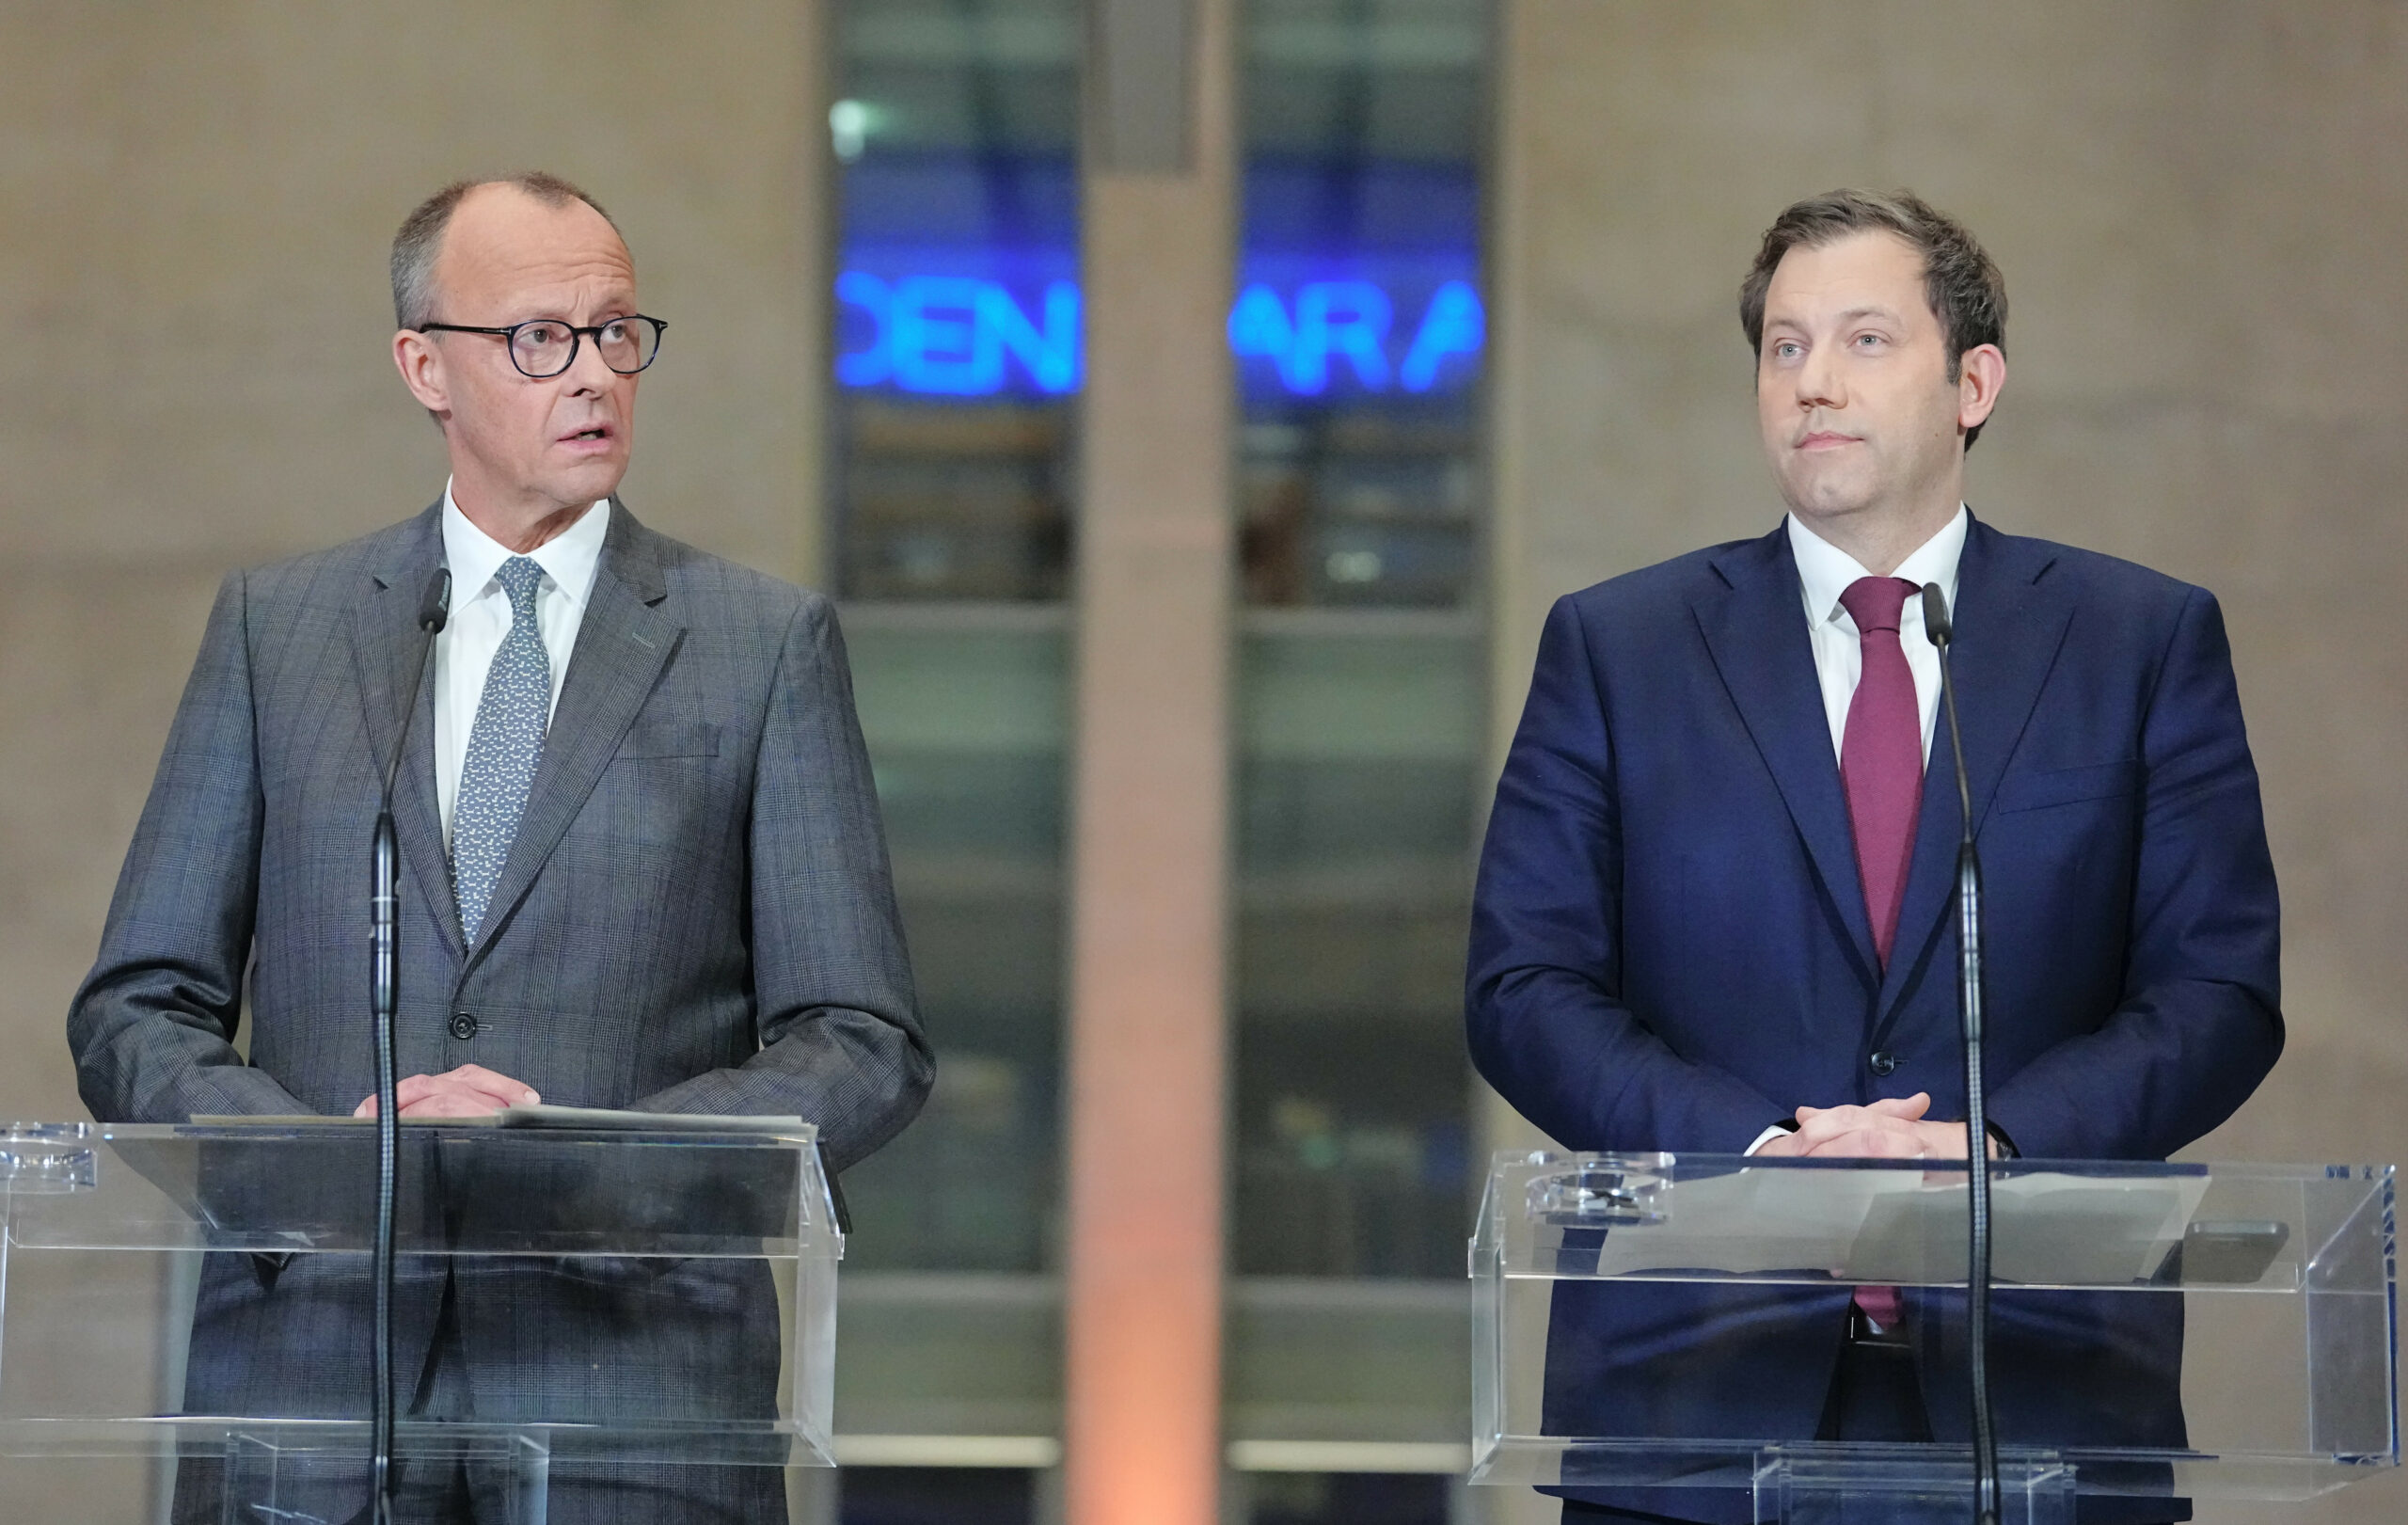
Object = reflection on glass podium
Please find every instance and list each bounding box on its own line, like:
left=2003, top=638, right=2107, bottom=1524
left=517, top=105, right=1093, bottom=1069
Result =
left=0, top=1120, right=840, bottom=1524
left=1470, top=1151, right=2398, bottom=1524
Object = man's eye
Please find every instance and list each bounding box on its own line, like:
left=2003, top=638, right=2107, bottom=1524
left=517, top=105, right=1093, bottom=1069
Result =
left=522, top=323, right=567, bottom=344
left=1774, top=342, right=1801, bottom=359
left=1855, top=332, right=1883, bottom=348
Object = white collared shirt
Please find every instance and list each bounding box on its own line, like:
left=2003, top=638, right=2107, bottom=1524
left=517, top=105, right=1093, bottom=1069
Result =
left=434, top=485, right=610, bottom=841
left=1786, top=505, right=1969, bottom=768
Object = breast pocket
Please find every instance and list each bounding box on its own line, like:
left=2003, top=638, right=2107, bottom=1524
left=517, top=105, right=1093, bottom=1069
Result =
left=1996, top=758, right=2141, bottom=814
left=588, top=720, right=732, bottom=854
left=611, top=721, right=721, bottom=760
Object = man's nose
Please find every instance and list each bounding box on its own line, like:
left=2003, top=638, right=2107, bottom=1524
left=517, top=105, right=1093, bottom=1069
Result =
left=1796, top=344, right=1845, bottom=409
left=562, top=331, right=618, bottom=393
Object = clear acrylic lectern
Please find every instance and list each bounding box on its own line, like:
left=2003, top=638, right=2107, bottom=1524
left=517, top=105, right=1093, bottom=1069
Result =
left=0, top=1119, right=841, bottom=1522
left=1472, top=1151, right=2397, bottom=1523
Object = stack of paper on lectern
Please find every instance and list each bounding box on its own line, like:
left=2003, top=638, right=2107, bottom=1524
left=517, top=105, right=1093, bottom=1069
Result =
left=1582, top=1168, right=2208, bottom=1288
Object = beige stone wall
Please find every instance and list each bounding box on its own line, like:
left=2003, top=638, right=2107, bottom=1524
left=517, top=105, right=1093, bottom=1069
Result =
left=1492, top=5, right=2408, bottom=1518
left=0, top=5, right=824, bottom=1510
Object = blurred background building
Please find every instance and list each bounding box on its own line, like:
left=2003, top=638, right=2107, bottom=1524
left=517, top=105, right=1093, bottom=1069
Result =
left=5, top=3, right=2407, bottom=1523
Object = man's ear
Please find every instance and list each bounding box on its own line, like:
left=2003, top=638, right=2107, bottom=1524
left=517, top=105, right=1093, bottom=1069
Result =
left=1956, top=342, right=2006, bottom=433
left=393, top=328, right=452, bottom=418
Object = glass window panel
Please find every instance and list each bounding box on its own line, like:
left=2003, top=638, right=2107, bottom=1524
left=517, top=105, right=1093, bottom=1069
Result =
left=1229, top=0, right=1489, bottom=1295
left=831, top=0, right=1080, bottom=602
left=1232, top=618, right=1482, bottom=1279
left=840, top=1466, right=1038, bottom=1525
left=1241, top=1471, right=1454, bottom=1525
left=837, top=612, right=1067, bottom=1274
left=830, top=0, right=1074, bottom=1287
left=1236, top=0, right=1488, bottom=611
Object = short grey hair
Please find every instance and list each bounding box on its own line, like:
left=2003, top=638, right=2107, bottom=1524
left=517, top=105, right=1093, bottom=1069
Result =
left=389, top=171, right=618, bottom=330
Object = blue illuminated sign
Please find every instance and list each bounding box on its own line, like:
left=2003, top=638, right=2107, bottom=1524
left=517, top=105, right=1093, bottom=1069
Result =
left=833, top=257, right=1482, bottom=401
left=1226, top=276, right=1482, bottom=395
left=837, top=153, right=1473, bottom=402
left=834, top=152, right=1482, bottom=403
left=837, top=272, right=1081, bottom=395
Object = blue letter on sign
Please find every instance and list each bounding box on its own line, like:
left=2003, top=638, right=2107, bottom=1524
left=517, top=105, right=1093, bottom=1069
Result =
left=1399, top=279, right=1483, bottom=392
left=983, top=280, right=1081, bottom=393
left=1228, top=282, right=1296, bottom=374
left=834, top=270, right=893, bottom=387
left=892, top=276, right=991, bottom=394
left=1291, top=281, right=1392, bottom=393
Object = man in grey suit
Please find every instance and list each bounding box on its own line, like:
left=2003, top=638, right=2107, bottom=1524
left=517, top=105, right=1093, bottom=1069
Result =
left=69, top=172, right=930, bottom=1522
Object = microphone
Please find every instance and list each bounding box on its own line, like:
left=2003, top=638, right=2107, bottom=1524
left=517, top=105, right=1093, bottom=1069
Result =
left=1924, top=581, right=2000, bottom=1525
left=382, top=569, right=453, bottom=802
left=367, top=566, right=448, bottom=1525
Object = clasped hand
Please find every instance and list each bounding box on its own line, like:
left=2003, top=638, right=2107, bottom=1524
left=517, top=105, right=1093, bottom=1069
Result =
left=1752, top=1091, right=1997, bottom=1160
left=354, top=1063, right=540, bottom=1120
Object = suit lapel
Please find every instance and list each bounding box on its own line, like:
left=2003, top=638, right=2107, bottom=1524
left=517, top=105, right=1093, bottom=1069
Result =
left=1693, top=528, right=1881, bottom=989
left=350, top=505, right=464, bottom=962
left=1874, top=516, right=2075, bottom=1026
left=462, top=501, right=680, bottom=972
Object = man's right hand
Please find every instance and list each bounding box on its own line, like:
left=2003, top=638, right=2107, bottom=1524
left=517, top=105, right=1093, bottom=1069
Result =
left=1753, top=1092, right=1940, bottom=1157
left=354, top=1063, right=540, bottom=1119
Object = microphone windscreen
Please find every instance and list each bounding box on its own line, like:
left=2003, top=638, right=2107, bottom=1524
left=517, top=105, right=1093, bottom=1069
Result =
left=420, top=568, right=453, bottom=635
left=1921, top=581, right=1953, bottom=646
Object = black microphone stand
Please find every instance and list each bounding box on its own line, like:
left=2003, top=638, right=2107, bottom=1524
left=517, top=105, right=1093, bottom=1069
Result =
left=1922, top=582, right=1999, bottom=1525
left=369, top=569, right=449, bottom=1525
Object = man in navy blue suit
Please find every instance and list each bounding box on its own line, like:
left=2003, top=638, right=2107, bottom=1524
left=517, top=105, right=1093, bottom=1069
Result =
left=1466, top=190, right=2282, bottom=1523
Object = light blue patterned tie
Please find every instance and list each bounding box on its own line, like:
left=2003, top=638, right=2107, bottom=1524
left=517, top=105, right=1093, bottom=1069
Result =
left=452, top=556, right=551, bottom=943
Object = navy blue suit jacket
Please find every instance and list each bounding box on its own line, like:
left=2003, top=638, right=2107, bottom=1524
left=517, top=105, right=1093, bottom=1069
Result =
left=1467, top=515, right=2282, bottom=1518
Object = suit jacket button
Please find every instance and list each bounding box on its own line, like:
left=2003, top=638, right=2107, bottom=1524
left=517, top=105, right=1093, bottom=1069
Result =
left=448, top=1012, right=479, bottom=1040
left=1868, top=1050, right=1898, bottom=1075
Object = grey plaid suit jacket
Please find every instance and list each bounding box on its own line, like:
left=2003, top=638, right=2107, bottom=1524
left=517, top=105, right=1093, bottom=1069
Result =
left=71, top=498, right=927, bottom=1153
left=68, top=500, right=929, bottom=1522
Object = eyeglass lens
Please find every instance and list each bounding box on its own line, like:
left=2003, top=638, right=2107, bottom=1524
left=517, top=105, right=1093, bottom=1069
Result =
left=511, top=318, right=661, bottom=378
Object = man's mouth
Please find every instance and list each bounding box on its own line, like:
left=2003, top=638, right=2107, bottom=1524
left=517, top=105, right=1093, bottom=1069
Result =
left=1797, top=431, right=1861, bottom=451
left=560, top=423, right=614, bottom=444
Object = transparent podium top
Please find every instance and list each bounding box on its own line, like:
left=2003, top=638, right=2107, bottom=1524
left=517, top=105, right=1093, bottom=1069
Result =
left=0, top=1120, right=842, bottom=1467
left=1472, top=1152, right=2399, bottom=1502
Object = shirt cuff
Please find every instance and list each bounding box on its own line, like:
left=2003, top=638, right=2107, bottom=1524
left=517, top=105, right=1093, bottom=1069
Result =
left=1743, top=1120, right=1800, bottom=1156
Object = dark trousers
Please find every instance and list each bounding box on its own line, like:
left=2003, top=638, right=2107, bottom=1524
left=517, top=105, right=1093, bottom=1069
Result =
left=1813, top=1329, right=1933, bottom=1445
left=173, top=1269, right=788, bottom=1525
left=1558, top=1328, right=1937, bottom=1525
left=1559, top=1334, right=2185, bottom=1525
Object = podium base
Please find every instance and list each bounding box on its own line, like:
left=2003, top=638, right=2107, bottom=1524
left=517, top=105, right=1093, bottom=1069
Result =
left=1753, top=1445, right=2074, bottom=1525
left=222, top=1429, right=549, bottom=1525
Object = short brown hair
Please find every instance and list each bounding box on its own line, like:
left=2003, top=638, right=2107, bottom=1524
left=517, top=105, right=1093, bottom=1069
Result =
left=389, top=171, right=617, bottom=330
left=1739, top=189, right=2007, bottom=449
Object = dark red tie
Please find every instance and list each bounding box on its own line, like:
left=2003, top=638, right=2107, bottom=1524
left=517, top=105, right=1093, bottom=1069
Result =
left=1838, top=577, right=1921, bottom=1333
left=1837, top=577, right=1924, bottom=970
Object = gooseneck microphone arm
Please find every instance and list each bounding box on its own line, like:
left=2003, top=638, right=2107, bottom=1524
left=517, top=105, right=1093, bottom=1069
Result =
left=1923, top=581, right=2000, bottom=1525
left=369, top=567, right=449, bottom=1525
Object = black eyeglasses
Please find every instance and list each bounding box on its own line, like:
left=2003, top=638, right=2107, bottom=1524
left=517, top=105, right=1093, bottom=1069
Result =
left=416, top=315, right=667, bottom=379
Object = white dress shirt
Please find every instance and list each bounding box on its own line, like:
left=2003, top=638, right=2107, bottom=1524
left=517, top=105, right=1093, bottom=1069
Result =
left=1744, top=505, right=1969, bottom=1155
left=1787, top=505, right=1968, bottom=769
left=434, top=486, right=610, bottom=842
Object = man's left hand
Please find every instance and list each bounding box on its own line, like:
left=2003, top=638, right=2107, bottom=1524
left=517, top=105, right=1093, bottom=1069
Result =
left=1753, top=1091, right=1996, bottom=1160
left=353, top=1064, right=539, bottom=1120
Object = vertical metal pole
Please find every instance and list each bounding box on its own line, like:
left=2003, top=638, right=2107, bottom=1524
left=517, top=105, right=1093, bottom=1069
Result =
left=1936, top=632, right=2001, bottom=1525
left=370, top=811, right=402, bottom=1523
